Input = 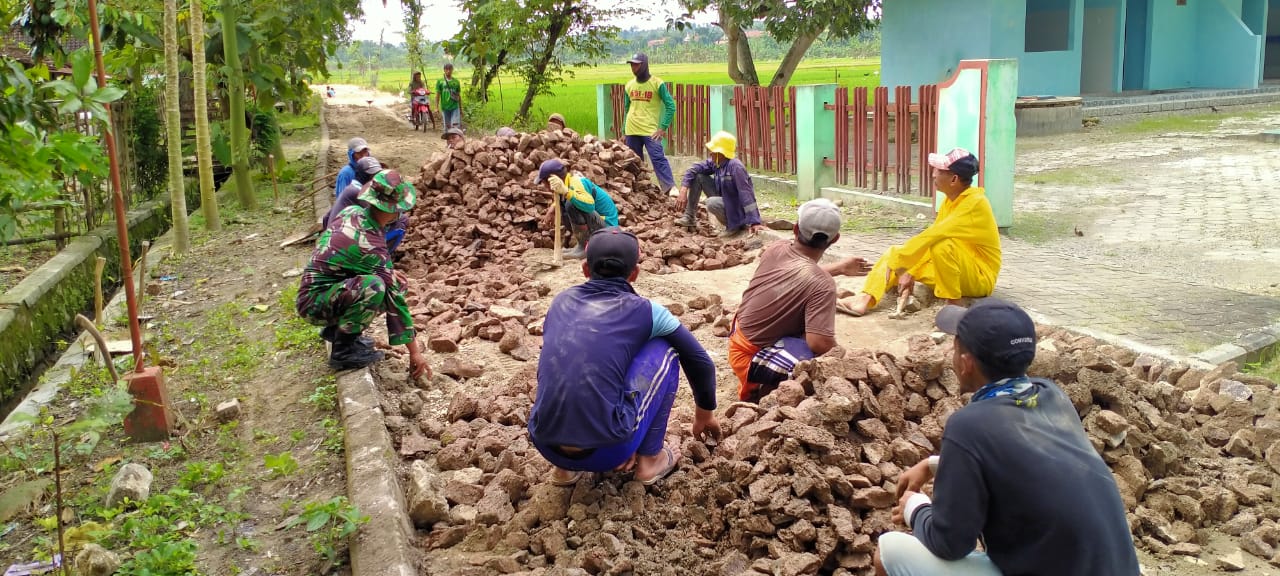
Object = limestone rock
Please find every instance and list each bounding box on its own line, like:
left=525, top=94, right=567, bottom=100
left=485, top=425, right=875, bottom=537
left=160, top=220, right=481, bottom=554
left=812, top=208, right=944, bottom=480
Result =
left=214, top=399, right=241, bottom=423
left=105, top=463, right=153, bottom=509
left=407, top=460, right=450, bottom=527
left=75, top=544, right=120, bottom=576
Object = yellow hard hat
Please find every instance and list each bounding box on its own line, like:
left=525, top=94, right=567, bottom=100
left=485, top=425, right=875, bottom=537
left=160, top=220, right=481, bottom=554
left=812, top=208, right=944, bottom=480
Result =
left=705, top=131, right=737, bottom=160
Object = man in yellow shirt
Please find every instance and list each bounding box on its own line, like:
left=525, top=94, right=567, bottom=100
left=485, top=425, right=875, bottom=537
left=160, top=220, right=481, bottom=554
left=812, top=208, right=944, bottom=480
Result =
left=840, top=148, right=1002, bottom=316
left=623, top=53, right=677, bottom=193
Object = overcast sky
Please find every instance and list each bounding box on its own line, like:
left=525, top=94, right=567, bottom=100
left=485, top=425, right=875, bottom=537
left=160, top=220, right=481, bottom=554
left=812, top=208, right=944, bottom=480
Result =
left=350, top=0, right=716, bottom=43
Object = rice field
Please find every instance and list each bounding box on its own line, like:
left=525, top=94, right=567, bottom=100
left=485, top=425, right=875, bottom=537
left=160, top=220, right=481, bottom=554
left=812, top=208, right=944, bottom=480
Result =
left=332, top=58, right=881, bottom=133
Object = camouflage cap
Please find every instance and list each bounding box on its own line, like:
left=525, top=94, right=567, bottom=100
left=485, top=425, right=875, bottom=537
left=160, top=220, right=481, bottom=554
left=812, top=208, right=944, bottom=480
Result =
left=358, top=170, right=417, bottom=214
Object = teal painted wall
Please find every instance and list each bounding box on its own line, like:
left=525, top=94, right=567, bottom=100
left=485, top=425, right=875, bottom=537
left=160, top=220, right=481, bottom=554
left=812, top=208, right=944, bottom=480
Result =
left=883, top=0, right=1082, bottom=96
left=881, top=0, right=996, bottom=90
left=1267, top=0, right=1280, bottom=78
left=1197, top=0, right=1264, bottom=88
left=884, top=0, right=1264, bottom=95
left=1122, top=0, right=1150, bottom=90
left=1144, top=0, right=1261, bottom=89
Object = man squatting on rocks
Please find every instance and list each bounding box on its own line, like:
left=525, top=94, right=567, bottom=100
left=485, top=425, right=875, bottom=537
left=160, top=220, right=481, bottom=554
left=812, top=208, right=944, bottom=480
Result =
left=536, top=158, right=620, bottom=259
left=675, top=131, right=765, bottom=238
left=334, top=137, right=371, bottom=197
left=623, top=53, right=677, bottom=193
left=527, top=228, right=721, bottom=485
left=325, top=157, right=406, bottom=254
left=296, top=170, right=430, bottom=378
left=842, top=148, right=1002, bottom=317
left=875, top=299, right=1139, bottom=576
left=728, top=199, right=872, bottom=402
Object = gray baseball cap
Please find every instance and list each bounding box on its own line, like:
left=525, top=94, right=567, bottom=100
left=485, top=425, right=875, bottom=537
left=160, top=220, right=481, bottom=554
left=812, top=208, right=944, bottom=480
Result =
left=347, top=137, right=370, bottom=153
left=355, top=156, right=382, bottom=175
left=796, top=198, right=842, bottom=244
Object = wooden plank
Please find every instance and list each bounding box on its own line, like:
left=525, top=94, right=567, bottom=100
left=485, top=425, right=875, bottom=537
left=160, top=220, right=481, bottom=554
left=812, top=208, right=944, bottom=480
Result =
left=854, top=88, right=868, bottom=188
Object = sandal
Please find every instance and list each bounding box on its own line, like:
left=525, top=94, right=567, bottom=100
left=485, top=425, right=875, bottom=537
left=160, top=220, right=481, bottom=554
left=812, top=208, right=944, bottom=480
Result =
left=640, top=445, right=681, bottom=486
left=550, top=468, right=585, bottom=487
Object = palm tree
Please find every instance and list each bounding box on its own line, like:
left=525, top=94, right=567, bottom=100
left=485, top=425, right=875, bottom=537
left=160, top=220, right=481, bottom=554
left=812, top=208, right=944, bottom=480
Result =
left=190, top=0, right=221, bottom=230
left=164, top=0, right=191, bottom=252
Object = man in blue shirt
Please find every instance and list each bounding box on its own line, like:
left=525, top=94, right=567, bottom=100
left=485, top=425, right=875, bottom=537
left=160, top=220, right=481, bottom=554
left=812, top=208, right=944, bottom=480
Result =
left=528, top=228, right=720, bottom=486
left=325, top=157, right=407, bottom=254
left=875, top=299, right=1139, bottom=576
left=676, top=131, right=763, bottom=239
left=537, top=158, right=621, bottom=259
left=334, top=137, right=371, bottom=197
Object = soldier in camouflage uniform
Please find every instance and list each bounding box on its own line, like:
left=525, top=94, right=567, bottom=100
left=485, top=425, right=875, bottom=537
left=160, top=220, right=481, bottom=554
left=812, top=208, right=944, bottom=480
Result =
left=297, top=170, right=430, bottom=376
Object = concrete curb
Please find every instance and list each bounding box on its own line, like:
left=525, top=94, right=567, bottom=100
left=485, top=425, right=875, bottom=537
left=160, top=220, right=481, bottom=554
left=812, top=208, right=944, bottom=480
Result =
left=315, top=98, right=416, bottom=576
left=314, top=102, right=332, bottom=222
left=336, top=369, right=417, bottom=576
left=1192, top=321, right=1280, bottom=367
left=0, top=229, right=174, bottom=439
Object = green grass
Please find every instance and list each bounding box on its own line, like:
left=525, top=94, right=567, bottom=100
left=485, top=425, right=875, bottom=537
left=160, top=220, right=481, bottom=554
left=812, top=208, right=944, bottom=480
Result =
left=1246, top=348, right=1280, bottom=383
left=1111, top=109, right=1265, bottom=135
left=347, top=58, right=881, bottom=134
left=1016, top=166, right=1124, bottom=187
left=1004, top=211, right=1079, bottom=245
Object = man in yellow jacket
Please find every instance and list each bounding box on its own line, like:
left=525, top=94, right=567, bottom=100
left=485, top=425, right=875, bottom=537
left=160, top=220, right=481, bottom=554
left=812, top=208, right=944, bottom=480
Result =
left=840, top=148, right=1001, bottom=316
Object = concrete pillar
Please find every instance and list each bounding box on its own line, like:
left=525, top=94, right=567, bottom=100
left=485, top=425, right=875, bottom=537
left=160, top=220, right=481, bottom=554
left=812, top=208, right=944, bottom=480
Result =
left=709, top=85, right=737, bottom=136
left=982, top=60, right=1018, bottom=229
left=794, top=84, right=838, bottom=202
left=596, top=84, right=616, bottom=139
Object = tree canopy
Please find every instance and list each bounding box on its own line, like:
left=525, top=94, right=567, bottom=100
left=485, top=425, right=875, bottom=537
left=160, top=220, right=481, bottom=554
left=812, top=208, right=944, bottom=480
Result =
left=671, top=0, right=881, bottom=86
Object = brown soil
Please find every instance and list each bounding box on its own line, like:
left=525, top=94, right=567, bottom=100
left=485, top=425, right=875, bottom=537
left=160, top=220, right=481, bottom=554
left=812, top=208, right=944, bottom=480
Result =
left=0, top=243, right=58, bottom=293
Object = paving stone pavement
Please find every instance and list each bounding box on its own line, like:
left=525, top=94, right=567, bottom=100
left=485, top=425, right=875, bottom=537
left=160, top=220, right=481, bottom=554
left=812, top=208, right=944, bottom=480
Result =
left=826, top=230, right=1280, bottom=365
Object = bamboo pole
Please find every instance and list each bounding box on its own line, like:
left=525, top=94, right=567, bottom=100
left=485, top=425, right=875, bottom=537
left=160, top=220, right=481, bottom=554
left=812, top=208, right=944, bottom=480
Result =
left=93, top=257, right=106, bottom=328
left=137, top=241, right=149, bottom=309
left=268, top=154, right=281, bottom=204
left=89, top=0, right=146, bottom=371
left=552, top=198, right=562, bottom=266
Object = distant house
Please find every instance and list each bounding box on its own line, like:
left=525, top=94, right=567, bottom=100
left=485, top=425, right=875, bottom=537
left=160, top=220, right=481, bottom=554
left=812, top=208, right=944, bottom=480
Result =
left=647, top=38, right=668, bottom=48
left=882, top=0, right=1276, bottom=96
left=744, top=30, right=767, bottom=39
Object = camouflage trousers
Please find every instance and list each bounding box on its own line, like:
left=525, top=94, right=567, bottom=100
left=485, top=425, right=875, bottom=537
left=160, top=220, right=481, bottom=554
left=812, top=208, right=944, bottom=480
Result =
left=297, top=274, right=396, bottom=337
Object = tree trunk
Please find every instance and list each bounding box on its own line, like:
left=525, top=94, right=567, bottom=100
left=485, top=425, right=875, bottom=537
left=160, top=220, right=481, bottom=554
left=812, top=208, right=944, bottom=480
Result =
left=221, top=0, right=256, bottom=209
left=477, top=49, right=508, bottom=100
left=190, top=0, right=220, bottom=231
left=768, top=29, right=822, bottom=87
left=718, top=7, right=760, bottom=86
left=163, top=0, right=190, bottom=253
left=516, top=10, right=568, bottom=120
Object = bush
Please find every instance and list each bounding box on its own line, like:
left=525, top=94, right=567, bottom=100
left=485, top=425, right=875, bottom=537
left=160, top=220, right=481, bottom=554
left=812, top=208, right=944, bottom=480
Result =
left=127, top=83, right=167, bottom=201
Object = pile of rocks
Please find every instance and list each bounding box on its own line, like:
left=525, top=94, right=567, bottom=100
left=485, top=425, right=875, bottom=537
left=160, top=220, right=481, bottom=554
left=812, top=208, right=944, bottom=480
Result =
left=398, top=129, right=760, bottom=354
left=384, top=319, right=1280, bottom=575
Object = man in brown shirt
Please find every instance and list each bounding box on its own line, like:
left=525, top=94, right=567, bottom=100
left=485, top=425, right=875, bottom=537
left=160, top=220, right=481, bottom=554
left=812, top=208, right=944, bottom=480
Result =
left=729, top=199, right=871, bottom=402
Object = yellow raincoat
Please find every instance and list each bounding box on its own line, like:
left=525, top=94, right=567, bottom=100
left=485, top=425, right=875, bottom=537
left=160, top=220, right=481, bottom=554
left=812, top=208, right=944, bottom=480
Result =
left=861, top=187, right=1002, bottom=302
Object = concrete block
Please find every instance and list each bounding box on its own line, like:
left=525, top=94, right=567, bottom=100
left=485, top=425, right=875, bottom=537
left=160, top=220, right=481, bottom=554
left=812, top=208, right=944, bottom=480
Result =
left=123, top=366, right=176, bottom=443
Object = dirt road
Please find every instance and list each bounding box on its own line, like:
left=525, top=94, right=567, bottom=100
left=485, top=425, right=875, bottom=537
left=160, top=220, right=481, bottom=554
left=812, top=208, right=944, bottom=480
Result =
left=322, top=85, right=445, bottom=180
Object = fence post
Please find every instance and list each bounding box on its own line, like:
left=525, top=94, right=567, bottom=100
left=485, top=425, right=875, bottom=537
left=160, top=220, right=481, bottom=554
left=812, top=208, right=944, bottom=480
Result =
left=793, top=84, right=838, bottom=202
left=596, top=84, right=616, bottom=139
left=709, top=85, right=736, bottom=138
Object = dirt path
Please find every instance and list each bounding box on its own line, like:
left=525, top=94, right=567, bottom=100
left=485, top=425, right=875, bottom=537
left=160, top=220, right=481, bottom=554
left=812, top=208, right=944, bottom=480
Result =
left=0, top=110, right=357, bottom=574
left=322, top=85, right=445, bottom=178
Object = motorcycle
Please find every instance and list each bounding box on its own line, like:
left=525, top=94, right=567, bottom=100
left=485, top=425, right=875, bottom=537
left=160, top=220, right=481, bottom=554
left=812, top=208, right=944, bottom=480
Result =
left=410, top=87, right=435, bottom=131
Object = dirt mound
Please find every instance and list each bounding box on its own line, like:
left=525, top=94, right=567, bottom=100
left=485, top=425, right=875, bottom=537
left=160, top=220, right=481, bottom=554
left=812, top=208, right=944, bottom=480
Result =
left=378, top=317, right=1280, bottom=575
left=397, top=128, right=759, bottom=352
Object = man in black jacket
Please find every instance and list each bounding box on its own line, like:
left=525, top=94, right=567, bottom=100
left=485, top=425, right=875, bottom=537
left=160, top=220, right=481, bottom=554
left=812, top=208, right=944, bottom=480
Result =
left=874, top=299, right=1139, bottom=576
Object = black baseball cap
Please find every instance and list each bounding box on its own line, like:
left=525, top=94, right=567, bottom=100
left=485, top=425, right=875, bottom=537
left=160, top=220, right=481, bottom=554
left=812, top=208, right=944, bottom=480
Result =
left=627, top=53, right=648, bottom=65
left=585, top=227, right=640, bottom=279
left=535, top=159, right=566, bottom=184
left=935, top=298, right=1036, bottom=376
